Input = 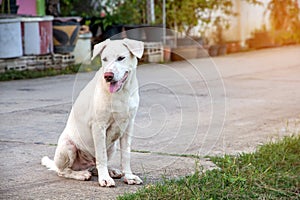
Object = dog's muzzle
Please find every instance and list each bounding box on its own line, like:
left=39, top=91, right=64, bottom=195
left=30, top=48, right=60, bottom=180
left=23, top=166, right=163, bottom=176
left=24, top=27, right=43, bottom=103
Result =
left=104, top=72, right=114, bottom=82
left=104, top=72, right=129, bottom=93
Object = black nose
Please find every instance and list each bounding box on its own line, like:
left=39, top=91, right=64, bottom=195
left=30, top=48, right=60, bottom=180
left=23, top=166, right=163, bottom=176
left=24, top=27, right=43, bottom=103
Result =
left=104, top=72, right=114, bottom=82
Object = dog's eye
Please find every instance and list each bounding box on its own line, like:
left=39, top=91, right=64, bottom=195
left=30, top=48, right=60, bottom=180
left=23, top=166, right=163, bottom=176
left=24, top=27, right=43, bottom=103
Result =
left=117, top=56, right=125, bottom=61
left=102, top=57, right=108, bottom=62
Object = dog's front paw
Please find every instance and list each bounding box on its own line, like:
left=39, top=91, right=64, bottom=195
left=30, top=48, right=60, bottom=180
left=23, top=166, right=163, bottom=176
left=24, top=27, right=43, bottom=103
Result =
left=98, top=175, right=115, bottom=187
left=124, top=174, right=143, bottom=185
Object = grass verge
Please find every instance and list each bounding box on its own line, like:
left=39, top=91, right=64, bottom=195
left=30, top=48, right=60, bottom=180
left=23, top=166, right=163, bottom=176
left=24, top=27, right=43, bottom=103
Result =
left=118, top=135, right=300, bottom=199
left=0, top=65, right=80, bottom=81
left=0, top=58, right=101, bottom=81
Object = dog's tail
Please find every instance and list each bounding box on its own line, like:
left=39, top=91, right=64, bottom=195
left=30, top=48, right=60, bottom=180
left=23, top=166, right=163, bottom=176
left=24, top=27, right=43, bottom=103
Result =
left=41, top=156, right=58, bottom=172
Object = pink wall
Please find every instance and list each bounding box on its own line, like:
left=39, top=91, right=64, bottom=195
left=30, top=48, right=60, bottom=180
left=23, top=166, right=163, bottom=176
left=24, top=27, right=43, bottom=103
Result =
left=17, top=0, right=37, bottom=16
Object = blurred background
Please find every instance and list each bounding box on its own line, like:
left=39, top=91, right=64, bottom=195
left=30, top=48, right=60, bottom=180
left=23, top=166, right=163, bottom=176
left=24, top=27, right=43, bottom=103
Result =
left=0, top=0, right=299, bottom=72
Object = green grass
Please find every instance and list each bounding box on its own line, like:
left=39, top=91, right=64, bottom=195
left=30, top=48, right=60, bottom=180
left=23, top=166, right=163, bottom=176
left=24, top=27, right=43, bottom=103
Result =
left=0, top=57, right=101, bottom=81
left=118, top=135, right=300, bottom=200
left=131, top=149, right=201, bottom=159
left=0, top=65, right=79, bottom=81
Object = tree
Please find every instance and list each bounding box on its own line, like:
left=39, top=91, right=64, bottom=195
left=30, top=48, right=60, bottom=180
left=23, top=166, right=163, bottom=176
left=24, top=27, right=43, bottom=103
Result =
left=160, top=0, right=262, bottom=37
left=266, top=0, right=300, bottom=44
left=267, top=0, right=300, bottom=31
left=165, top=0, right=200, bottom=36
left=162, top=0, right=236, bottom=37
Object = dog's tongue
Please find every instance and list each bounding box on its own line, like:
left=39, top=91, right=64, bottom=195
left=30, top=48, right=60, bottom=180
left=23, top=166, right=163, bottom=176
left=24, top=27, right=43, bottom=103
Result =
left=109, top=81, right=121, bottom=93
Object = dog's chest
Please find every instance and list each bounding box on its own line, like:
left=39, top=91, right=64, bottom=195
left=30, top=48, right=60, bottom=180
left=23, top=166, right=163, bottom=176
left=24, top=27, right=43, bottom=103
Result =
left=96, top=93, right=139, bottom=145
left=105, top=111, right=130, bottom=144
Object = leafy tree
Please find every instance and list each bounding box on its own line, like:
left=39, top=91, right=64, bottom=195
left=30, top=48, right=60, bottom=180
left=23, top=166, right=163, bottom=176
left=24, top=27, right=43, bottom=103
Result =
left=267, top=0, right=300, bottom=30
left=110, top=0, right=147, bottom=25
left=161, top=0, right=262, bottom=37
left=164, top=0, right=200, bottom=36
left=60, top=0, right=101, bottom=17
left=58, top=0, right=264, bottom=38
left=264, top=0, right=300, bottom=44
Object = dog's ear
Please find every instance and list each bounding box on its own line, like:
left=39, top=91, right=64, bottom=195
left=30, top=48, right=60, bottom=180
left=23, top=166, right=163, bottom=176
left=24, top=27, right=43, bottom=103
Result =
left=91, top=39, right=110, bottom=60
left=122, top=38, right=144, bottom=59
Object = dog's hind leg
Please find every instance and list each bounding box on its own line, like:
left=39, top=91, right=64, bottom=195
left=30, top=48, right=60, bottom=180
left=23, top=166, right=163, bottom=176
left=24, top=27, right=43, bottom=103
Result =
left=54, top=138, right=91, bottom=181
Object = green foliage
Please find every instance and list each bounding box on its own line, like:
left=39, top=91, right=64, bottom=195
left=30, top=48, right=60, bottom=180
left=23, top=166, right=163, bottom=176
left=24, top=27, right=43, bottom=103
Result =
left=162, top=0, right=261, bottom=37
left=113, top=0, right=147, bottom=25
left=58, top=0, right=265, bottom=40
left=0, top=63, right=101, bottom=81
left=118, top=135, right=300, bottom=199
left=100, top=0, right=147, bottom=30
left=59, top=0, right=147, bottom=29
left=1, top=0, right=9, bottom=14
left=60, top=0, right=102, bottom=17
left=58, top=0, right=263, bottom=38
left=0, top=56, right=101, bottom=82
left=165, top=0, right=201, bottom=36
left=0, top=65, right=79, bottom=81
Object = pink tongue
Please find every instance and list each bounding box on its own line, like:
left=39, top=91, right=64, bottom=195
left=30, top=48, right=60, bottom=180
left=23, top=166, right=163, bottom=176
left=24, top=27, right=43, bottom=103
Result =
left=109, top=81, right=121, bottom=93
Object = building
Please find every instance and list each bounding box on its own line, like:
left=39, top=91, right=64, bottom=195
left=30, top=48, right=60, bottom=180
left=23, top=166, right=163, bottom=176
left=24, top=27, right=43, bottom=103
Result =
left=224, top=0, right=300, bottom=46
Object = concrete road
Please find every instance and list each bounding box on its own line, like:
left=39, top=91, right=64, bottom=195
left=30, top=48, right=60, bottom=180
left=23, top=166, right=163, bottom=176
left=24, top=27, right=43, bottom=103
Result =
left=1, top=45, right=300, bottom=199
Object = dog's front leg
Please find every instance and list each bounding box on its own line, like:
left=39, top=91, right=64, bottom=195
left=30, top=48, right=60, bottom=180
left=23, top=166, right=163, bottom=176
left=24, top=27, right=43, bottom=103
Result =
left=120, top=121, right=143, bottom=185
left=92, top=123, right=115, bottom=187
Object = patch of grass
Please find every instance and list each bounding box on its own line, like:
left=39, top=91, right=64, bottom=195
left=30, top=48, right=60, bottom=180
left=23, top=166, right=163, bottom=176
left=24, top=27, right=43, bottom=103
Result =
left=132, top=149, right=152, bottom=154
left=154, top=152, right=200, bottom=159
left=0, top=58, right=101, bottom=81
left=118, top=135, right=300, bottom=199
left=131, top=149, right=200, bottom=159
left=0, top=65, right=78, bottom=81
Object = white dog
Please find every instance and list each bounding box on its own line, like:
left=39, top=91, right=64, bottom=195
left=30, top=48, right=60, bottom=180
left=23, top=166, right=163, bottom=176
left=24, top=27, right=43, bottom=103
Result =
left=42, top=38, right=144, bottom=187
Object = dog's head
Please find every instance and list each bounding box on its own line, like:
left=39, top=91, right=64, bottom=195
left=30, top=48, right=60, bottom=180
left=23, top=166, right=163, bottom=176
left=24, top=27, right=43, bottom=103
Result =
left=92, top=38, right=144, bottom=93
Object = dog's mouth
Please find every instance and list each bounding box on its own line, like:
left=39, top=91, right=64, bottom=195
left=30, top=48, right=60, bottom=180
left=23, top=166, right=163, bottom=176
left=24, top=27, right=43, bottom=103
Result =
left=109, top=72, right=129, bottom=93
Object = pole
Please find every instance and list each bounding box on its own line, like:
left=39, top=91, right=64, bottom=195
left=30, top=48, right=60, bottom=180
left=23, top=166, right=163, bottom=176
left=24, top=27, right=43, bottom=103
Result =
left=163, top=0, right=166, bottom=44
left=147, top=0, right=155, bottom=24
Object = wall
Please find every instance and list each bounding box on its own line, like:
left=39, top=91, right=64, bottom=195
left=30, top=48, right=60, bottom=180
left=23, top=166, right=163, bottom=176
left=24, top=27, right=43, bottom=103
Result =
left=223, top=0, right=270, bottom=46
left=17, top=0, right=37, bottom=15
left=224, top=0, right=300, bottom=46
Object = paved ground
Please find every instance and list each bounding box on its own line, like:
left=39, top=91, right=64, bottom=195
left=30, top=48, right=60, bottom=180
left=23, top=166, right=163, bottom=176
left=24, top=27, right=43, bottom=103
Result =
left=1, top=45, right=300, bottom=199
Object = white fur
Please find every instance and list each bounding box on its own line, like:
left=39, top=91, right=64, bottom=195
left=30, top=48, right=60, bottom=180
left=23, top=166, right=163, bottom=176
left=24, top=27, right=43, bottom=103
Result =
left=41, top=39, right=144, bottom=187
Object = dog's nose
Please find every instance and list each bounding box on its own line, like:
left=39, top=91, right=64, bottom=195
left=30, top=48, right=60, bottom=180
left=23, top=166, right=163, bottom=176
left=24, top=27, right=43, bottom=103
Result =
left=104, top=72, right=114, bottom=82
